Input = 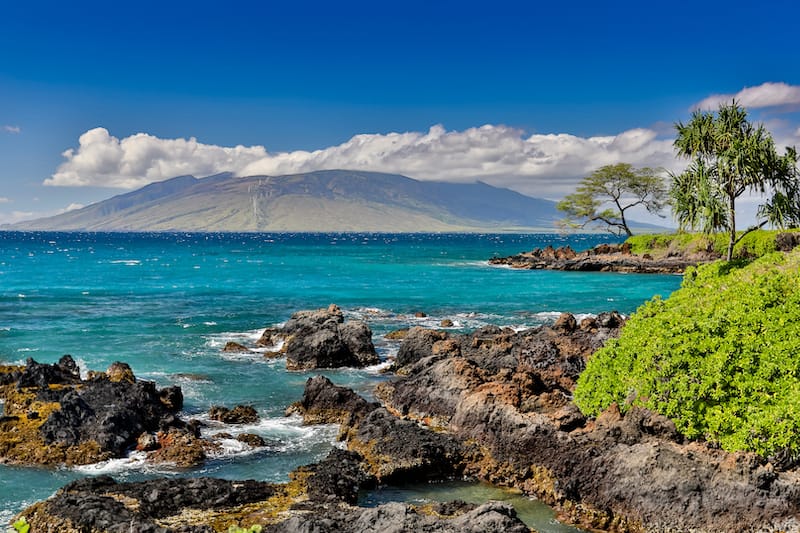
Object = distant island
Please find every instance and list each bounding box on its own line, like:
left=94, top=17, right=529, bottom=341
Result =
left=6, top=170, right=664, bottom=233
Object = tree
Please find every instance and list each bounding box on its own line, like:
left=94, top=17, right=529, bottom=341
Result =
left=671, top=101, right=799, bottom=261
left=556, top=163, right=668, bottom=236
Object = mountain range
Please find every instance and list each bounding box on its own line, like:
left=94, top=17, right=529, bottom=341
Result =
left=8, top=170, right=663, bottom=232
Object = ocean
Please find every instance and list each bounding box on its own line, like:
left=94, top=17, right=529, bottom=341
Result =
left=0, top=232, right=682, bottom=530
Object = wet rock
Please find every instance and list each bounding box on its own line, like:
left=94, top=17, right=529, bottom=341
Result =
left=384, top=328, right=409, bottom=340
left=266, top=501, right=530, bottom=533
left=489, top=243, right=705, bottom=273
left=16, top=355, right=81, bottom=389
left=236, top=433, right=267, bottom=447
left=339, top=320, right=379, bottom=366
left=136, top=432, right=159, bottom=451
left=394, top=327, right=449, bottom=369
left=1, top=358, right=188, bottom=466
left=348, top=407, right=464, bottom=483
left=553, top=312, right=577, bottom=332
left=414, top=311, right=427, bottom=317
left=298, top=448, right=373, bottom=505
left=267, top=304, right=380, bottom=370
left=106, top=361, right=135, bottom=383
left=286, top=375, right=377, bottom=425
left=221, top=341, right=251, bottom=353
left=26, top=476, right=278, bottom=532
left=375, top=315, right=800, bottom=532
left=148, top=429, right=208, bottom=467
left=208, top=405, right=259, bottom=424
left=440, top=318, right=454, bottom=327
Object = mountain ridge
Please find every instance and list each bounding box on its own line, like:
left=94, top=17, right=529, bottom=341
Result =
left=7, top=170, right=663, bottom=233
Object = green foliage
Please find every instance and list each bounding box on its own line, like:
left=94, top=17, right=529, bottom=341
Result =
left=575, top=249, right=800, bottom=458
left=12, top=518, right=30, bottom=533
left=671, top=101, right=799, bottom=260
left=557, top=163, right=668, bottom=236
left=625, top=229, right=786, bottom=259
left=227, top=526, right=262, bottom=533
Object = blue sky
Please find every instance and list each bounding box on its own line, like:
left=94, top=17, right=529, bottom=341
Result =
left=2, top=0, right=800, bottom=225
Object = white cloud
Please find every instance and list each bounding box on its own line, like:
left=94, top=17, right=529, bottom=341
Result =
left=46, top=128, right=269, bottom=189
left=0, top=197, right=10, bottom=203
left=694, top=82, right=800, bottom=111
left=0, top=210, right=35, bottom=225
left=3, top=125, right=21, bottom=134
left=62, top=203, right=84, bottom=212
left=47, top=125, right=677, bottom=198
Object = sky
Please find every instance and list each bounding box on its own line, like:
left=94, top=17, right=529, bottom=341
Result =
left=2, top=0, right=800, bottom=226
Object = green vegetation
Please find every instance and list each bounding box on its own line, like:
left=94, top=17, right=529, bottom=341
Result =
left=227, top=526, right=262, bottom=533
left=671, top=101, right=799, bottom=261
left=575, top=249, right=800, bottom=458
left=557, top=163, right=668, bottom=236
left=12, top=518, right=30, bottom=533
left=625, top=229, right=785, bottom=259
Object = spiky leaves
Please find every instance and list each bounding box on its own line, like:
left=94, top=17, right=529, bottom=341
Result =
left=671, top=102, right=799, bottom=260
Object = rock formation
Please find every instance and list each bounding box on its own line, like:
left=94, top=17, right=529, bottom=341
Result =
left=257, top=304, right=380, bottom=369
left=0, top=356, right=189, bottom=466
left=489, top=243, right=706, bottom=273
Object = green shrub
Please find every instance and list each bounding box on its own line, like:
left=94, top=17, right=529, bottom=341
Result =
left=625, top=230, right=791, bottom=260
left=575, top=249, right=800, bottom=458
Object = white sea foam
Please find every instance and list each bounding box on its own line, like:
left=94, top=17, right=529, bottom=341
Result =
left=109, top=259, right=141, bottom=266
left=198, top=414, right=340, bottom=459
left=72, top=451, right=152, bottom=475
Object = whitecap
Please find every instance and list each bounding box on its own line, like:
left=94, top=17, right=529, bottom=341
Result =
left=109, top=259, right=141, bottom=266
left=72, top=451, right=151, bottom=475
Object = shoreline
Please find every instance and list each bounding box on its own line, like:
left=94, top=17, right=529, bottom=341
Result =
left=488, top=242, right=714, bottom=274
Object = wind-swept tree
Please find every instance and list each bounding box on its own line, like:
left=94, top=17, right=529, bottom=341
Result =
left=557, top=163, right=668, bottom=236
left=671, top=101, right=799, bottom=260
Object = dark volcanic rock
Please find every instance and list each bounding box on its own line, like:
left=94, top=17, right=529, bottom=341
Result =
left=26, top=476, right=278, bottom=532
left=39, top=375, right=183, bottom=457
left=1, top=357, right=188, bottom=466
left=375, top=314, right=800, bottom=532
left=299, top=448, right=373, bottom=505
left=489, top=242, right=704, bottom=273
left=286, top=375, right=378, bottom=425
left=261, top=304, right=380, bottom=370
left=208, top=404, right=259, bottom=424
left=394, top=326, right=449, bottom=369
left=17, top=355, right=82, bottom=389
left=266, top=501, right=530, bottom=533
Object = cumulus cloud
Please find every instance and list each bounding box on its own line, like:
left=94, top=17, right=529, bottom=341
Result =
left=3, top=125, right=21, bottom=134
left=46, top=128, right=269, bottom=189
left=47, top=125, right=677, bottom=198
left=694, top=82, right=800, bottom=111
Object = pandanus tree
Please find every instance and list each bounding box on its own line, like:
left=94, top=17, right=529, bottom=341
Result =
left=671, top=101, right=800, bottom=260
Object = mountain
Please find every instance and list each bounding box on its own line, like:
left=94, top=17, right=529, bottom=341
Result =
left=9, top=170, right=665, bottom=232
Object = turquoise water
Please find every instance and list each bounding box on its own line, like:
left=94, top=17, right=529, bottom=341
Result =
left=0, top=232, right=682, bottom=527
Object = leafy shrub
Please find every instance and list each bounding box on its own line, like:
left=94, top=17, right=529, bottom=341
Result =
left=626, top=230, right=791, bottom=259
left=575, top=249, right=800, bottom=458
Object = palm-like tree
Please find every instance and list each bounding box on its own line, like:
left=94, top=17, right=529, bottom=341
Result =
left=671, top=101, right=799, bottom=260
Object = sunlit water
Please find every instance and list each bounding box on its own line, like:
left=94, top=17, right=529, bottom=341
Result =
left=0, top=232, right=682, bottom=526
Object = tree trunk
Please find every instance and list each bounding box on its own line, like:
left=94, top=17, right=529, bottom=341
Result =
left=726, top=193, right=736, bottom=261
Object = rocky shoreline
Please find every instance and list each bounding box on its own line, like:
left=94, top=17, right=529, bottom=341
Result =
left=489, top=242, right=714, bottom=273
left=7, top=307, right=800, bottom=532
